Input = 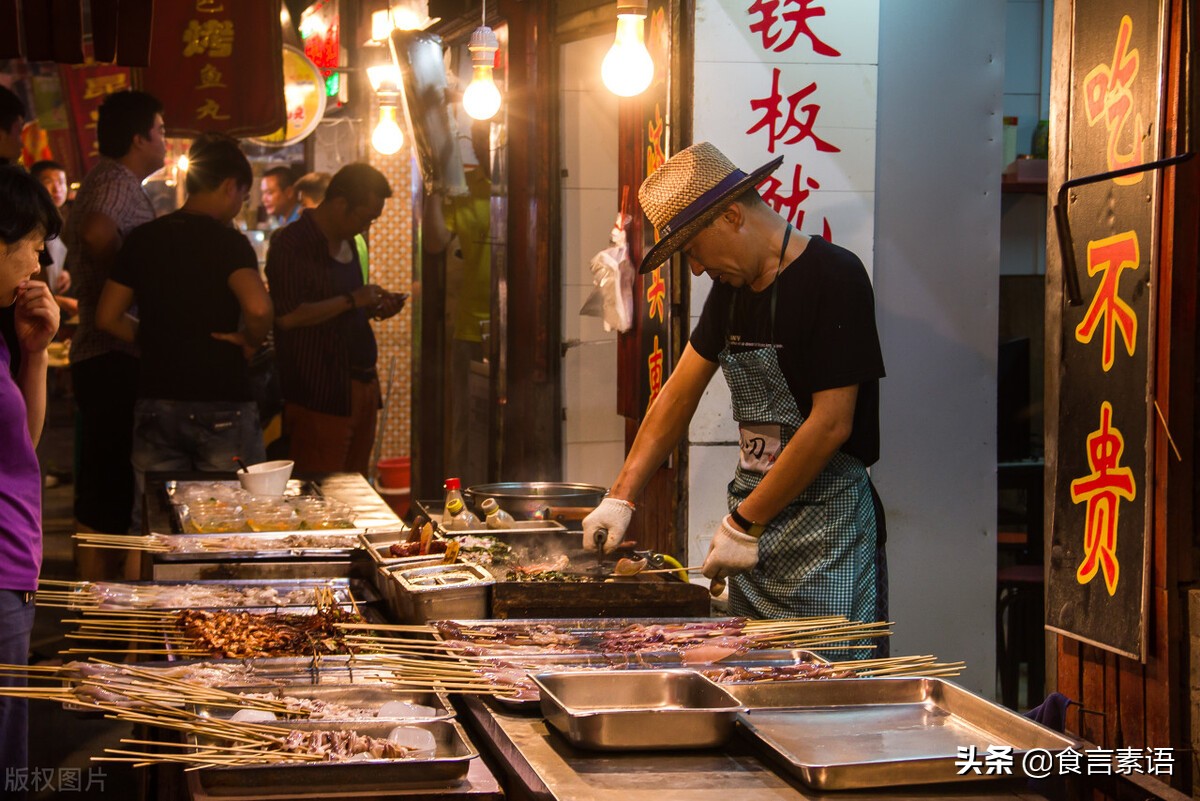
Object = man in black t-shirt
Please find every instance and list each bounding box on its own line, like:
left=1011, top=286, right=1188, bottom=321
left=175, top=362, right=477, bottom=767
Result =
left=582, top=143, right=888, bottom=653
left=96, top=133, right=273, bottom=502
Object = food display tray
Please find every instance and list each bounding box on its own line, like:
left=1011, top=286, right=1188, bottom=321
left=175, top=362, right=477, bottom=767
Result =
left=359, top=529, right=448, bottom=567
left=151, top=531, right=368, bottom=562
left=533, top=669, right=745, bottom=750
left=198, top=684, right=454, bottom=723
left=193, top=719, right=477, bottom=795
left=394, top=563, right=494, bottom=624
left=76, top=578, right=379, bottom=611
left=735, top=677, right=1079, bottom=790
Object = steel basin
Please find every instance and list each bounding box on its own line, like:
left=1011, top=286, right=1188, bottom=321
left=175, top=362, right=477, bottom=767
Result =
left=464, top=482, right=605, bottom=520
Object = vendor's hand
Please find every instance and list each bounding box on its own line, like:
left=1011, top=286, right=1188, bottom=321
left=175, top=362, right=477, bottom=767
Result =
left=14, top=281, right=60, bottom=353
left=55, top=269, right=71, bottom=294
left=582, top=497, right=633, bottom=551
left=701, top=515, right=760, bottom=581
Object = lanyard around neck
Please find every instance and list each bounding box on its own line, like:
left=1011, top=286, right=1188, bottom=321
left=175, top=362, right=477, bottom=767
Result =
left=727, top=222, right=794, bottom=346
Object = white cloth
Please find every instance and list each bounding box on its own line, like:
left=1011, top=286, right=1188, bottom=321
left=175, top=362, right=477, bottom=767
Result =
left=581, top=497, right=632, bottom=551
left=701, top=515, right=760, bottom=580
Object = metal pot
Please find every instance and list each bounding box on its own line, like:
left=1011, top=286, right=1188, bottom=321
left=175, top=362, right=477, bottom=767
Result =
left=464, top=482, right=606, bottom=522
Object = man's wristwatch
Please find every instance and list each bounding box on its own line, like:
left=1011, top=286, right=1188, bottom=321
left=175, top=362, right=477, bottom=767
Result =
left=730, top=505, right=766, bottom=538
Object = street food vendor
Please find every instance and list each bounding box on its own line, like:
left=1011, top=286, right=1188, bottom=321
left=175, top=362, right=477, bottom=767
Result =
left=582, top=142, right=888, bottom=638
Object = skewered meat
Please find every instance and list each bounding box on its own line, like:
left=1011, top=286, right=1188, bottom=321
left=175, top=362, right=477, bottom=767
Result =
left=699, top=663, right=856, bottom=683
left=272, top=728, right=425, bottom=761
left=175, top=608, right=363, bottom=659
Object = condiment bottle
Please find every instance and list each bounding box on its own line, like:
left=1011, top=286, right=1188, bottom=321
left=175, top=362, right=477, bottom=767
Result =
left=444, top=497, right=480, bottom=530
left=480, top=497, right=515, bottom=529
left=442, top=477, right=466, bottom=528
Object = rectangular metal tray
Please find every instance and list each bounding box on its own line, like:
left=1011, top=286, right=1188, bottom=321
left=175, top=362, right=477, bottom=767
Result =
left=193, top=719, right=477, bottom=795
left=533, top=669, right=745, bottom=751
left=199, top=684, right=454, bottom=723
left=359, top=529, right=451, bottom=567
left=735, top=677, right=1079, bottom=790
left=394, top=564, right=494, bottom=624
left=153, top=531, right=364, bottom=562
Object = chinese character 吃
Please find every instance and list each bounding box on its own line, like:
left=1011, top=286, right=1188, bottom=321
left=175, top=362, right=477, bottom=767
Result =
left=1082, top=15, right=1144, bottom=184
left=1075, top=231, right=1139, bottom=372
left=1070, top=401, right=1135, bottom=596
left=183, top=19, right=235, bottom=58
left=747, top=0, right=841, bottom=57
left=747, top=68, right=840, bottom=155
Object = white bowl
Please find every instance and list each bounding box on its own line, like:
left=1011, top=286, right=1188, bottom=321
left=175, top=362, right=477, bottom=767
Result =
left=237, top=460, right=295, bottom=496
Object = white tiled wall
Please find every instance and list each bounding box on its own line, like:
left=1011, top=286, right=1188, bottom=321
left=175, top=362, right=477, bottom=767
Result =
left=560, top=35, right=627, bottom=489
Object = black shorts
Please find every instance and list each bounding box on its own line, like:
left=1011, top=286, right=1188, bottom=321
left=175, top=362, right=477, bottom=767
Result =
left=71, top=352, right=139, bottom=533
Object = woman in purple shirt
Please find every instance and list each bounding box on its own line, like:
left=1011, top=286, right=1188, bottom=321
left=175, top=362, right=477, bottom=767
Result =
left=0, top=166, right=61, bottom=773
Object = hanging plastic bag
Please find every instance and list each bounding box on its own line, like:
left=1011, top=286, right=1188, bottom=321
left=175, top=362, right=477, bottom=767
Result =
left=580, top=212, right=634, bottom=333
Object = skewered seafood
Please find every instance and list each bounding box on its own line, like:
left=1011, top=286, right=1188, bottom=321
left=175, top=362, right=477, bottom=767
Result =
left=275, top=727, right=430, bottom=761
left=176, top=608, right=364, bottom=658
left=83, top=582, right=342, bottom=610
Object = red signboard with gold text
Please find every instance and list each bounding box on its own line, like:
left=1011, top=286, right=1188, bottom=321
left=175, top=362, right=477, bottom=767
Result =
left=140, top=0, right=284, bottom=139
left=59, top=53, right=132, bottom=173
left=1047, top=0, right=1166, bottom=660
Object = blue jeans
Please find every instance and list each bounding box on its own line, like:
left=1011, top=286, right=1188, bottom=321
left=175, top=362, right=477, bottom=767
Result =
left=132, top=400, right=265, bottom=517
left=0, top=590, right=35, bottom=775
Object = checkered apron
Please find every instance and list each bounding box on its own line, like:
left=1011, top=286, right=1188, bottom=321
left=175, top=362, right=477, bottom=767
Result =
left=718, top=251, right=878, bottom=660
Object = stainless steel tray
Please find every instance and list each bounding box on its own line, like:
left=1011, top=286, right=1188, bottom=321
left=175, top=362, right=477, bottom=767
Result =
left=359, top=529, right=450, bottom=567
left=200, top=684, right=453, bottom=722
left=735, top=677, right=1079, bottom=790
left=78, top=578, right=378, bottom=611
left=533, top=669, right=745, bottom=750
left=394, top=564, right=494, bottom=624
left=193, top=719, right=476, bottom=795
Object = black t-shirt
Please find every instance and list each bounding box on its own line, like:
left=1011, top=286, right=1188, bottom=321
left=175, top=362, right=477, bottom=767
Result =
left=112, top=210, right=259, bottom=402
left=689, top=235, right=885, bottom=466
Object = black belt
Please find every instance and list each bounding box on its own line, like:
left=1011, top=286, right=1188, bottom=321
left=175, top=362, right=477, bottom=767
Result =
left=5, top=590, right=35, bottom=605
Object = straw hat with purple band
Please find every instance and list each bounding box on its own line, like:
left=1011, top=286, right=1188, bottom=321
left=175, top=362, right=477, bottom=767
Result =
left=637, top=141, right=784, bottom=274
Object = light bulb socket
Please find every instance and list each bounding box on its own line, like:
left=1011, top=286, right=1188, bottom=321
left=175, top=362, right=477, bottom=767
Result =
left=616, top=0, right=647, bottom=14
left=469, top=25, right=499, bottom=65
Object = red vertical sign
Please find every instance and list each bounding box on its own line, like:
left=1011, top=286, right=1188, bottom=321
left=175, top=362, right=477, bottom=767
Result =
left=141, top=0, right=284, bottom=139
left=58, top=54, right=132, bottom=173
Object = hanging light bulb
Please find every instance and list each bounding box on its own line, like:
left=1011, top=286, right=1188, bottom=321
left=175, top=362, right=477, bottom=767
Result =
left=372, top=101, right=404, bottom=155
left=462, top=4, right=501, bottom=121
left=602, top=1, right=653, bottom=97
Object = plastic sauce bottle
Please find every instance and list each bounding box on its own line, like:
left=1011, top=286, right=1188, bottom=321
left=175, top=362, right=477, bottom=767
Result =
left=480, top=497, right=515, bottom=529
left=442, top=477, right=466, bottom=528
left=444, top=497, right=480, bottom=531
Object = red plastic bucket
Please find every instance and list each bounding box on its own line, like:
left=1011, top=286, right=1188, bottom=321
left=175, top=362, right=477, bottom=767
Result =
left=377, top=457, right=411, bottom=489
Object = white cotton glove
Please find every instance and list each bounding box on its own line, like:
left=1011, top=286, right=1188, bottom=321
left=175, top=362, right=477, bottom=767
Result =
left=582, top=497, right=633, bottom=551
left=702, top=515, right=760, bottom=581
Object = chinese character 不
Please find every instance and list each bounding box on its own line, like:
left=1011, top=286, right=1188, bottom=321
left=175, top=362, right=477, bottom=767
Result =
left=747, top=0, right=841, bottom=57
left=1075, top=231, right=1140, bottom=372
left=197, top=64, right=227, bottom=89
left=647, top=335, right=664, bottom=407
left=183, top=19, right=235, bottom=58
left=1069, top=401, right=1135, bottom=596
left=954, top=745, right=985, bottom=775
left=1082, top=15, right=1144, bottom=183
left=747, top=68, right=840, bottom=155
left=82, top=72, right=129, bottom=100
left=646, top=268, right=666, bottom=323
left=196, top=98, right=232, bottom=121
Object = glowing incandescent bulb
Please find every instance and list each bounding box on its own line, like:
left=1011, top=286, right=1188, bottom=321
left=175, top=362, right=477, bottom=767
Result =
left=463, top=24, right=501, bottom=120
left=372, top=104, right=404, bottom=155
left=602, top=5, right=653, bottom=97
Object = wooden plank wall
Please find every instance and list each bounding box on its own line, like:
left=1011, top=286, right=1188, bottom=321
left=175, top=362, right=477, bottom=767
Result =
left=1048, top=0, right=1196, bottom=793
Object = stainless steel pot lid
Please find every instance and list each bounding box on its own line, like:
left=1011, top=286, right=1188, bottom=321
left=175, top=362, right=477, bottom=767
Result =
left=464, top=482, right=606, bottom=501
